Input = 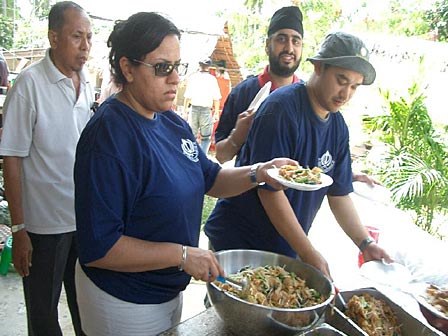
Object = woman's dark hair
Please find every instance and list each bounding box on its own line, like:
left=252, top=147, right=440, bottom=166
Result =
left=107, top=12, right=181, bottom=85
left=48, top=1, right=85, bottom=32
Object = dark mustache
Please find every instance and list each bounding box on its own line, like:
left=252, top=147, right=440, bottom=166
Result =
left=279, top=51, right=295, bottom=58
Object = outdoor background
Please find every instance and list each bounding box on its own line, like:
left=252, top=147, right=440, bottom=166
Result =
left=1, top=0, right=447, bottom=241
left=0, top=1, right=447, bottom=335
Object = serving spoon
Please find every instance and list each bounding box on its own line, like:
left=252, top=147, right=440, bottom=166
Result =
left=216, top=275, right=251, bottom=298
left=334, top=285, right=347, bottom=311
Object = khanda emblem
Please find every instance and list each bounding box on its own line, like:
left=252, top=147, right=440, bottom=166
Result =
left=318, top=150, right=334, bottom=173
left=181, top=139, right=199, bottom=162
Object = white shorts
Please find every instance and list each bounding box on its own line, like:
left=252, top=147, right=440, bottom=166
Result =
left=75, top=262, right=183, bottom=336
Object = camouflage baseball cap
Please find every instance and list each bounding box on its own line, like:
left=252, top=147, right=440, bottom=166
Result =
left=307, top=32, right=376, bottom=85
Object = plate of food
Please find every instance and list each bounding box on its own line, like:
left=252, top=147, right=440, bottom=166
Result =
left=413, top=283, right=448, bottom=334
left=267, top=164, right=333, bottom=191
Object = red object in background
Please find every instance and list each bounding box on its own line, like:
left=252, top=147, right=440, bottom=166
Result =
left=209, top=114, right=221, bottom=152
left=358, top=226, right=380, bottom=267
left=216, top=76, right=231, bottom=111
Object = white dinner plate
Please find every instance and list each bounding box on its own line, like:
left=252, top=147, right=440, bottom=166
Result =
left=267, top=167, right=333, bottom=191
left=359, top=260, right=413, bottom=288
left=247, top=81, right=271, bottom=113
left=353, top=181, right=392, bottom=204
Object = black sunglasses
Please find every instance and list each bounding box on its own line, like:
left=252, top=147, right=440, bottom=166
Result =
left=133, top=59, right=188, bottom=77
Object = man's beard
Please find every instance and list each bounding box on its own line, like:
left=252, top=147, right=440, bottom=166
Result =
left=269, top=52, right=301, bottom=77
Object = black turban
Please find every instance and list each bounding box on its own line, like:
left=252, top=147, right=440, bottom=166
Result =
left=267, top=6, right=304, bottom=37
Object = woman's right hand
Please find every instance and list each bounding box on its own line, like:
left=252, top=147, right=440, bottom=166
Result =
left=182, top=246, right=224, bottom=282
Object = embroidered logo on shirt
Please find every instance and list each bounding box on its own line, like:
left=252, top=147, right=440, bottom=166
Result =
left=181, top=139, right=199, bottom=162
left=318, top=150, right=335, bottom=173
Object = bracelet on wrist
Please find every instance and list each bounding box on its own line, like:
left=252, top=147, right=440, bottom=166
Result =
left=228, top=128, right=241, bottom=149
left=178, top=245, right=187, bottom=271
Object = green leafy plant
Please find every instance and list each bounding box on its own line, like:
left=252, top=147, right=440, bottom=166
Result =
left=362, top=83, right=448, bottom=235
left=425, top=0, right=448, bottom=41
left=201, top=195, right=217, bottom=231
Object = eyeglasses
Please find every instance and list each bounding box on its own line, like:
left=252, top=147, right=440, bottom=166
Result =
left=133, top=59, right=188, bottom=77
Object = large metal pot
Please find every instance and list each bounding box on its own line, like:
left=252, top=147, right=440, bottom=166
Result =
left=207, top=249, right=335, bottom=336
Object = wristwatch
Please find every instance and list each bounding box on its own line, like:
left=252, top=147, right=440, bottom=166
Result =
left=358, top=236, right=375, bottom=251
left=11, top=223, right=26, bottom=233
left=249, top=163, right=261, bottom=186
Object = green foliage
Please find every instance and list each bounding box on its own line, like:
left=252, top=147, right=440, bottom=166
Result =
left=0, top=15, right=15, bottom=49
left=425, top=0, right=448, bottom=41
left=243, top=0, right=263, bottom=13
left=0, top=0, right=20, bottom=49
left=362, top=83, right=448, bottom=235
left=228, top=0, right=441, bottom=75
left=299, top=0, right=343, bottom=73
left=0, top=0, right=18, bottom=17
left=31, top=0, right=53, bottom=20
left=227, top=7, right=269, bottom=75
left=13, top=19, right=47, bottom=49
left=340, top=0, right=431, bottom=38
left=386, top=0, right=431, bottom=37
left=0, top=0, right=56, bottom=50
left=201, top=195, right=217, bottom=230
left=227, top=0, right=343, bottom=76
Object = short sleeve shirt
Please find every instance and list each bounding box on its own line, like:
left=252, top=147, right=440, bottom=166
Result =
left=75, top=98, right=221, bottom=303
left=184, top=71, right=221, bottom=108
left=0, top=49, right=95, bottom=234
left=205, top=83, right=353, bottom=258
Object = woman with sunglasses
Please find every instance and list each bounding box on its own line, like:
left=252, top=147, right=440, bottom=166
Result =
left=73, top=12, right=295, bottom=336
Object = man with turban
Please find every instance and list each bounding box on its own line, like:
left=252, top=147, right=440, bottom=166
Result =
left=213, top=6, right=304, bottom=164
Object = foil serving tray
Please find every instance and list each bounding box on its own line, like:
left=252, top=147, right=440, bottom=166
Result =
left=323, top=287, right=444, bottom=336
left=299, top=323, right=348, bottom=335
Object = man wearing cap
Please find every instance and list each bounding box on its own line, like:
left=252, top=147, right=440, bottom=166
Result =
left=214, top=6, right=304, bottom=164
left=183, top=58, right=221, bottom=154
left=205, top=32, right=392, bottom=279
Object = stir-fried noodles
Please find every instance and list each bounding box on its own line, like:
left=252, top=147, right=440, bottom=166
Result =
left=346, top=294, right=402, bottom=336
left=215, top=265, right=326, bottom=309
left=278, top=164, right=322, bottom=185
left=424, top=284, right=448, bottom=318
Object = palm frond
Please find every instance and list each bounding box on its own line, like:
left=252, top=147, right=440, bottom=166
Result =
left=383, top=151, right=445, bottom=202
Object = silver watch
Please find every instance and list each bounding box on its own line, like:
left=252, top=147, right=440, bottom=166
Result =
left=249, top=163, right=261, bottom=186
left=11, top=223, right=26, bottom=233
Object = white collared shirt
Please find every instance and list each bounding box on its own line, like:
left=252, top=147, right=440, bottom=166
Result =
left=0, top=48, right=95, bottom=234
